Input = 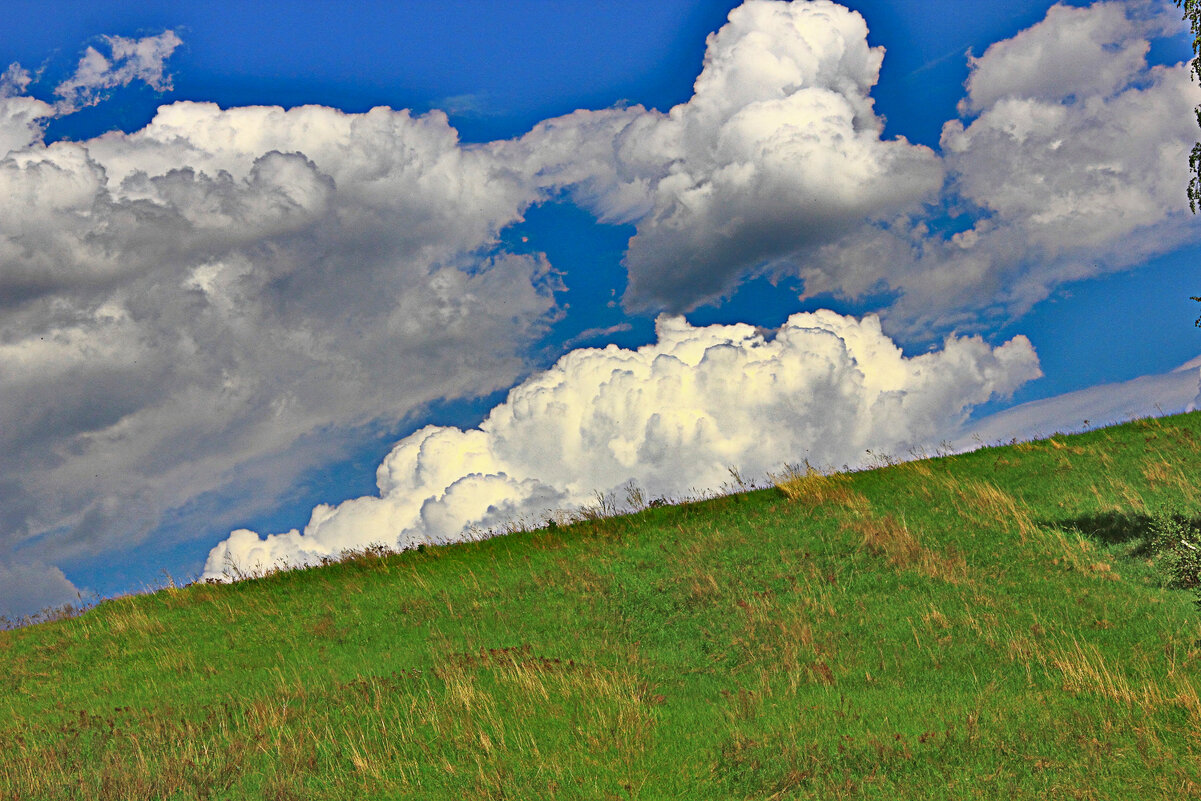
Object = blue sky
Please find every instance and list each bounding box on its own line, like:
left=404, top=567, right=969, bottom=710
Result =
left=0, top=0, right=1197, bottom=617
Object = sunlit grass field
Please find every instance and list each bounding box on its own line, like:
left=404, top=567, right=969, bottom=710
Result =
left=3, top=412, right=1201, bottom=799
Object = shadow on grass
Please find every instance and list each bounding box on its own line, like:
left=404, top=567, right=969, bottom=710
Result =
left=1045, top=510, right=1201, bottom=556
left=1043, top=512, right=1158, bottom=555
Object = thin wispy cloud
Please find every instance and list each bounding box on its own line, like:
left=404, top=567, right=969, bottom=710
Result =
left=53, top=31, right=182, bottom=112
left=0, top=63, right=33, bottom=98
left=964, top=356, right=1201, bottom=446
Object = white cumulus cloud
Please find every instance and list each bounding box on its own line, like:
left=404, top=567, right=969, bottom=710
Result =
left=797, top=0, right=1201, bottom=331
left=0, top=94, right=52, bottom=156
left=958, top=0, right=1174, bottom=114
left=0, top=100, right=562, bottom=578
left=500, top=0, right=944, bottom=312
left=0, top=31, right=183, bottom=158
left=204, top=311, right=1040, bottom=578
left=1, top=1, right=951, bottom=582
left=0, top=63, right=33, bottom=98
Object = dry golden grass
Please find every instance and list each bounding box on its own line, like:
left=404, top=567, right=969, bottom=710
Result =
left=1041, top=526, right=1121, bottom=580
left=100, top=598, right=166, bottom=637
left=727, top=587, right=828, bottom=687
left=0, top=635, right=661, bottom=801
left=998, top=626, right=1201, bottom=730
left=531, top=557, right=609, bottom=595
left=1051, top=639, right=1159, bottom=708
left=687, top=569, right=722, bottom=605
left=945, top=477, right=1039, bottom=542
left=771, top=462, right=866, bottom=510
left=896, top=458, right=934, bottom=478
left=1141, top=457, right=1200, bottom=503
left=1048, top=639, right=1201, bottom=729
left=850, top=513, right=969, bottom=584
left=1046, top=437, right=1087, bottom=455
left=1087, top=477, right=1146, bottom=514
left=1143, top=459, right=1176, bottom=486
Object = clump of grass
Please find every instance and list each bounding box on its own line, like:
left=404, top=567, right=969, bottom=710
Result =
left=0, top=599, right=90, bottom=631
left=210, top=541, right=403, bottom=584
left=770, top=460, right=860, bottom=508
left=851, top=513, right=968, bottom=583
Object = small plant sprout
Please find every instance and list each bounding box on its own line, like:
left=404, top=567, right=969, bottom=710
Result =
left=623, top=480, right=647, bottom=512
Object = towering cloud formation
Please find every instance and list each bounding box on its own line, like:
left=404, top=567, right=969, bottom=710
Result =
left=0, top=94, right=50, bottom=155
left=4, top=3, right=948, bottom=599
left=505, top=0, right=944, bottom=312
left=204, top=311, right=1040, bottom=578
left=958, top=0, right=1174, bottom=114
left=500, top=0, right=1199, bottom=330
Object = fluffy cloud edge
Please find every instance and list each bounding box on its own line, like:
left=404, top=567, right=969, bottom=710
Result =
left=203, top=310, right=1041, bottom=580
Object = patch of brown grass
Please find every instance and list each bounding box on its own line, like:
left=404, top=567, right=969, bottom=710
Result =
left=1047, top=437, right=1087, bottom=455
left=946, top=477, right=1038, bottom=542
left=687, top=569, right=722, bottom=605
left=101, top=598, right=166, bottom=637
left=726, top=588, right=829, bottom=688
left=1088, top=478, right=1145, bottom=514
left=1050, top=640, right=1177, bottom=711
left=1139, top=458, right=1199, bottom=503
left=1002, top=632, right=1201, bottom=725
left=531, top=558, right=609, bottom=595
left=771, top=462, right=866, bottom=511
left=897, top=459, right=934, bottom=478
left=1142, top=459, right=1175, bottom=486
left=850, top=514, right=968, bottom=584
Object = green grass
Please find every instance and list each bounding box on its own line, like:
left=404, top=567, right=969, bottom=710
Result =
left=4, top=412, right=1201, bottom=799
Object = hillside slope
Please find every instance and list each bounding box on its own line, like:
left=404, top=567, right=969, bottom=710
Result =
left=3, top=413, right=1201, bottom=800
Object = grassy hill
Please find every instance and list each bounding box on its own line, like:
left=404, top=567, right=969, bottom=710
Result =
left=3, top=413, right=1201, bottom=800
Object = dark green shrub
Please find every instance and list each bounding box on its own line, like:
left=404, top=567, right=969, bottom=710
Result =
left=1148, top=511, right=1201, bottom=604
